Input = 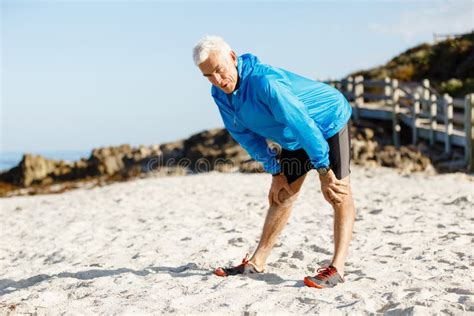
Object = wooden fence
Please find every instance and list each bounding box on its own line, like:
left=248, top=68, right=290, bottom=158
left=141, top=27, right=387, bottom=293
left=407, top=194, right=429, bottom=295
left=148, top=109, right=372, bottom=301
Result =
left=325, top=76, right=474, bottom=172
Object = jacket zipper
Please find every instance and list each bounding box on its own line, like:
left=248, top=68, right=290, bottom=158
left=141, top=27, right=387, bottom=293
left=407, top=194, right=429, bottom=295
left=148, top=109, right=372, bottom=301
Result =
left=227, top=93, right=238, bottom=128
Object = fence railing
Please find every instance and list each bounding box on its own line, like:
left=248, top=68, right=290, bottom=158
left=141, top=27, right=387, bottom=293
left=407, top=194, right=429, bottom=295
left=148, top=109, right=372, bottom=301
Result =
left=325, top=76, right=474, bottom=172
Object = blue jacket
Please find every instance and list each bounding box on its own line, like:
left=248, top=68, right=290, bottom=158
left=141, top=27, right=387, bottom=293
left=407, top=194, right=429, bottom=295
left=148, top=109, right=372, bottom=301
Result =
left=211, top=53, right=352, bottom=174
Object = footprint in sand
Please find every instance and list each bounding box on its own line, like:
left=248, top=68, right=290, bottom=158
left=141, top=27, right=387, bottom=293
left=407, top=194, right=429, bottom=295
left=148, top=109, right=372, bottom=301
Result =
left=309, top=244, right=332, bottom=255
left=369, top=208, right=383, bottom=215
left=443, top=195, right=472, bottom=206
left=43, top=251, right=66, bottom=265
left=446, top=288, right=473, bottom=295
left=291, top=250, right=304, bottom=260
left=228, top=237, right=245, bottom=246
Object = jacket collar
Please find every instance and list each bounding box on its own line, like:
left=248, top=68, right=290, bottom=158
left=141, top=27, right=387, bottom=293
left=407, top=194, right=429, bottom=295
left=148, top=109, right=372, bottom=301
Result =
left=231, top=53, right=260, bottom=96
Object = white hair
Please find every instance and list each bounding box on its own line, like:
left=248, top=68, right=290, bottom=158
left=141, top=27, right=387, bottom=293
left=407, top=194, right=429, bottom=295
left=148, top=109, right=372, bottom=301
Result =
left=192, top=35, right=232, bottom=66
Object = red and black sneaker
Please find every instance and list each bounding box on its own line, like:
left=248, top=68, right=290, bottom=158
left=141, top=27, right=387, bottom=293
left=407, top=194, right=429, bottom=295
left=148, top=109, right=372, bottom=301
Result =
left=304, top=265, right=345, bottom=289
left=214, top=254, right=264, bottom=277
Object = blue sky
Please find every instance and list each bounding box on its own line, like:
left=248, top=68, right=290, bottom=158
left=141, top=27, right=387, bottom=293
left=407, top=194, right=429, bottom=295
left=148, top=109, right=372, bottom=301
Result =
left=1, top=0, right=472, bottom=153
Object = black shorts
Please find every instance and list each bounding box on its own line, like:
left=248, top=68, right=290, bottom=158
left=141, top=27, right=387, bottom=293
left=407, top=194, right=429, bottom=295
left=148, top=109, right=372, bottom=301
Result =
left=277, top=120, right=352, bottom=184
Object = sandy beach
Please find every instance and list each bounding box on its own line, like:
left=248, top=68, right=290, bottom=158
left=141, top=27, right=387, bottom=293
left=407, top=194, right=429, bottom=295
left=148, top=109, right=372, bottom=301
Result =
left=0, top=165, right=473, bottom=315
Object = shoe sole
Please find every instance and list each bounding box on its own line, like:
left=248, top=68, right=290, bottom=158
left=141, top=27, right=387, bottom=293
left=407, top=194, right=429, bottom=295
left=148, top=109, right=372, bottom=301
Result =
left=214, top=268, right=227, bottom=277
left=213, top=264, right=264, bottom=277
left=304, top=276, right=324, bottom=288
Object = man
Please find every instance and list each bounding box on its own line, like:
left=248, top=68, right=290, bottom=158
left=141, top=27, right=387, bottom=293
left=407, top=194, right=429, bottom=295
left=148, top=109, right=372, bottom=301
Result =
left=193, top=35, right=356, bottom=289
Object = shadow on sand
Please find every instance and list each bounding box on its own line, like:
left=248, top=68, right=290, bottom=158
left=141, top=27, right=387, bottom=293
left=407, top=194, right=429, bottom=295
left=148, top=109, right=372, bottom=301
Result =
left=0, top=262, right=299, bottom=296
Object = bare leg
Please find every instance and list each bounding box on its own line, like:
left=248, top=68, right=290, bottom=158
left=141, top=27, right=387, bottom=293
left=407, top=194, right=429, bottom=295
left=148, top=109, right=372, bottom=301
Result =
left=329, top=175, right=356, bottom=277
left=249, top=175, right=307, bottom=270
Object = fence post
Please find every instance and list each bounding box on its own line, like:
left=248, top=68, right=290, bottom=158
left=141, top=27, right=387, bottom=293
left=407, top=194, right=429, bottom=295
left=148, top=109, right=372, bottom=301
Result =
left=391, top=79, right=400, bottom=147
left=347, top=76, right=354, bottom=101
left=384, top=77, right=392, bottom=108
left=429, top=94, right=438, bottom=146
left=465, top=94, right=474, bottom=172
left=422, top=79, right=430, bottom=113
left=354, top=75, right=364, bottom=123
left=443, top=94, right=453, bottom=153
left=413, top=92, right=420, bottom=145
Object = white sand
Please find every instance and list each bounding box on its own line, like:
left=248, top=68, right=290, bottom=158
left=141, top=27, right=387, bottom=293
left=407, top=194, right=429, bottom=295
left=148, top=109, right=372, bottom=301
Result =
left=0, top=165, right=473, bottom=315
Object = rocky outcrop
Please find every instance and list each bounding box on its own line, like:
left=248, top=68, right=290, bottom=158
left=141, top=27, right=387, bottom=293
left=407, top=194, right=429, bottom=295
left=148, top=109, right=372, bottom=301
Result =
left=88, top=144, right=164, bottom=177
left=1, top=120, right=452, bottom=197
left=182, top=128, right=249, bottom=172
left=0, top=129, right=252, bottom=192
left=350, top=125, right=433, bottom=173
left=350, top=32, right=474, bottom=98
left=0, top=155, right=79, bottom=187
left=0, top=147, right=138, bottom=187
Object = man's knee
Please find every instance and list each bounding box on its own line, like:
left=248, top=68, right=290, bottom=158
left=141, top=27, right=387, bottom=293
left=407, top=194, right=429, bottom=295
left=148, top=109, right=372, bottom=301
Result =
left=332, top=189, right=355, bottom=211
left=277, top=178, right=305, bottom=205
left=270, top=174, right=306, bottom=207
left=277, top=189, right=300, bottom=206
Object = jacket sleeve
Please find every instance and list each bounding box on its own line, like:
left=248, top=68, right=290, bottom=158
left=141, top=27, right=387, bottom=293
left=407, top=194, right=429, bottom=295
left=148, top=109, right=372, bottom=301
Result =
left=213, top=98, right=281, bottom=174
left=259, top=72, right=330, bottom=169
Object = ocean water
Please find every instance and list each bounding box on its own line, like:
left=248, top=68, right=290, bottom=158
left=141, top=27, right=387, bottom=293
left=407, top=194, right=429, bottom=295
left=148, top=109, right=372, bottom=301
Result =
left=0, top=151, right=90, bottom=172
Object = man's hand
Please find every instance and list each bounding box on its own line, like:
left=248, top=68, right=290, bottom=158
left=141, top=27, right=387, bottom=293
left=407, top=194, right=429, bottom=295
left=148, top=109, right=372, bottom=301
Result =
left=268, top=174, right=295, bottom=206
left=319, top=169, right=349, bottom=206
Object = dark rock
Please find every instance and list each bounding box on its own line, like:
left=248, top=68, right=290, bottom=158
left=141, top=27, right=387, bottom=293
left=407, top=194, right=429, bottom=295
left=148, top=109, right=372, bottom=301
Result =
left=182, top=128, right=247, bottom=172
left=0, top=117, right=464, bottom=197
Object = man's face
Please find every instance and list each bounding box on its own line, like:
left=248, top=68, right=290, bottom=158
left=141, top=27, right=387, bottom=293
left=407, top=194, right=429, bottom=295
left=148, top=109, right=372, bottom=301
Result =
left=198, top=50, right=238, bottom=94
